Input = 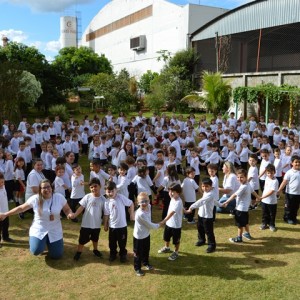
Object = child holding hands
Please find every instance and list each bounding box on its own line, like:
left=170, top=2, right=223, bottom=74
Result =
left=185, top=178, right=218, bottom=253
left=133, top=192, right=162, bottom=276
left=69, top=178, right=108, bottom=261
left=223, top=168, right=260, bottom=243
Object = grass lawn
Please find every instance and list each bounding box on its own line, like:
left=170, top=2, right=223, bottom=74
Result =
left=1, top=153, right=299, bottom=300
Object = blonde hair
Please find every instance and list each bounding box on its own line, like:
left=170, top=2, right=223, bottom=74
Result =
left=136, top=192, right=149, bottom=206
left=223, top=161, right=236, bottom=175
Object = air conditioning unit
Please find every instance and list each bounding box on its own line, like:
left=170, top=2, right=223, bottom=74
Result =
left=130, top=35, right=146, bottom=51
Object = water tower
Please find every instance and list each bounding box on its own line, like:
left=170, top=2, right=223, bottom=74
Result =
left=60, top=16, right=78, bottom=48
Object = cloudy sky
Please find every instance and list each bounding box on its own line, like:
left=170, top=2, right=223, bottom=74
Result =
left=0, top=0, right=251, bottom=61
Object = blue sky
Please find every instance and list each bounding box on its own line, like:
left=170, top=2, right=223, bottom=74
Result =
left=0, top=0, right=250, bottom=61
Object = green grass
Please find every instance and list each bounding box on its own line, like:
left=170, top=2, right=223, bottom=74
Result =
left=1, top=152, right=300, bottom=300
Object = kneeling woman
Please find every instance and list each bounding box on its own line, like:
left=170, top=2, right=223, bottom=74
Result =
left=0, top=179, right=73, bottom=259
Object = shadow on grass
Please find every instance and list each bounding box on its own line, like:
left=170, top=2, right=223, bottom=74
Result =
left=45, top=242, right=128, bottom=270
left=218, top=237, right=300, bottom=255
left=148, top=251, right=286, bottom=280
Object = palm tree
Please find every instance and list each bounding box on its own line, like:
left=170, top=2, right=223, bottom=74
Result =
left=181, top=72, right=231, bottom=115
left=202, top=71, right=231, bottom=116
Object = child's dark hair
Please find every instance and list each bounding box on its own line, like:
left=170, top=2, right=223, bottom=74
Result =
left=187, top=141, right=195, bottom=149
left=113, top=141, right=121, bottom=148
left=155, top=159, right=164, bottom=166
left=105, top=181, right=116, bottom=190
left=167, top=164, right=179, bottom=181
left=265, top=164, right=275, bottom=173
left=236, top=168, right=247, bottom=177
left=137, top=166, right=147, bottom=178
left=0, top=172, right=4, bottom=180
left=55, top=165, right=65, bottom=173
left=207, top=163, right=218, bottom=171
left=274, top=148, right=280, bottom=154
left=125, top=156, right=135, bottom=165
left=291, top=155, right=300, bottom=162
left=202, top=177, right=213, bottom=186
left=168, top=183, right=182, bottom=194
left=107, top=164, right=117, bottom=171
left=185, top=166, right=195, bottom=175
left=92, top=159, right=101, bottom=166
left=119, top=161, right=129, bottom=171
left=137, top=158, right=147, bottom=166
left=249, top=154, right=258, bottom=161
left=260, top=149, right=270, bottom=155
left=89, top=177, right=101, bottom=186
left=14, top=157, right=26, bottom=171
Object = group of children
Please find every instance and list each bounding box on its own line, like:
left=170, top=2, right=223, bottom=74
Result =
left=0, top=111, right=300, bottom=276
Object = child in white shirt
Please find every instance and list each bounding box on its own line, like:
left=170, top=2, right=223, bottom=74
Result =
left=69, top=178, right=108, bottom=261
left=133, top=192, right=161, bottom=276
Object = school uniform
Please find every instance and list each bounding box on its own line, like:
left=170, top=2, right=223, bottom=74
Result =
left=190, top=191, right=216, bottom=250
left=133, top=205, right=159, bottom=271
left=181, top=178, right=199, bottom=222
left=104, top=194, right=132, bottom=260
left=261, top=177, right=278, bottom=228
left=283, top=168, right=300, bottom=223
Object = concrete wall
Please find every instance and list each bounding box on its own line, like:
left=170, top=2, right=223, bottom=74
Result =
left=223, top=70, right=300, bottom=88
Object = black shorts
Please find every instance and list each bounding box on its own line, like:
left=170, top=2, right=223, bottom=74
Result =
left=78, top=227, right=101, bottom=245
left=163, top=225, right=181, bottom=245
left=234, top=210, right=249, bottom=228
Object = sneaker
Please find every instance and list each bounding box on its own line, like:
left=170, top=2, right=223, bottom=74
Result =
left=260, top=224, right=268, bottom=230
left=135, top=269, right=145, bottom=276
left=269, top=226, right=277, bottom=232
left=158, top=246, right=171, bottom=254
left=242, top=232, right=252, bottom=240
left=109, top=255, right=116, bottom=262
left=195, top=240, right=205, bottom=247
left=287, top=219, right=297, bottom=225
left=168, top=252, right=179, bottom=261
left=73, top=252, right=82, bottom=261
left=93, top=250, right=103, bottom=258
left=187, top=220, right=196, bottom=224
left=3, top=237, right=14, bottom=243
left=249, top=205, right=255, bottom=211
left=18, top=213, right=24, bottom=220
left=120, top=255, right=127, bottom=263
left=206, top=247, right=216, bottom=253
left=229, top=236, right=243, bottom=243
left=143, top=264, right=154, bottom=270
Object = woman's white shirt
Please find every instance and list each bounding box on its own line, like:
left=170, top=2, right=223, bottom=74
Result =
left=27, top=193, right=67, bottom=243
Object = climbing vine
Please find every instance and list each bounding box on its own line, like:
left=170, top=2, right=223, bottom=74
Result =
left=233, top=83, right=300, bottom=104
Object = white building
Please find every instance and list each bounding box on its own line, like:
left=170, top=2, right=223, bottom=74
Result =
left=81, top=0, right=227, bottom=76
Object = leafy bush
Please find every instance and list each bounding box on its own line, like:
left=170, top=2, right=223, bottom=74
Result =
left=49, top=104, right=69, bottom=121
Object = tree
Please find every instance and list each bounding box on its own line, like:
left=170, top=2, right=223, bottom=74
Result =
left=0, top=42, right=68, bottom=111
left=144, top=77, right=165, bottom=113
left=88, top=73, right=135, bottom=113
left=202, top=71, right=231, bottom=115
left=168, top=48, right=200, bottom=83
left=0, top=62, right=42, bottom=121
left=53, top=46, right=113, bottom=82
left=138, top=70, right=159, bottom=94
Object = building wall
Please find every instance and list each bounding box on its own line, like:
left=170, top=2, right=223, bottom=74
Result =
left=81, top=0, right=226, bottom=76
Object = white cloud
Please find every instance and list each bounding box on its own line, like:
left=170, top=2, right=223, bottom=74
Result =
left=0, top=29, right=28, bottom=43
left=45, top=40, right=61, bottom=53
left=2, top=0, right=95, bottom=12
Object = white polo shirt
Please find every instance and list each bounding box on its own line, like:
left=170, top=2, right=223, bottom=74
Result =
left=284, top=168, right=300, bottom=195
left=27, top=193, right=67, bottom=243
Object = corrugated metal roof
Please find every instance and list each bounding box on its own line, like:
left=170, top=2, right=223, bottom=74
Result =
left=192, top=0, right=300, bottom=41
